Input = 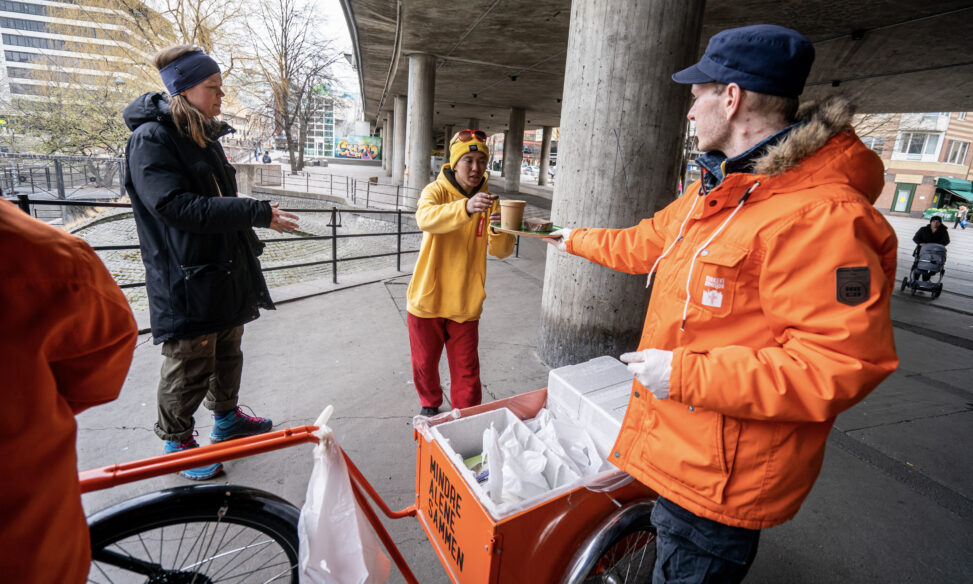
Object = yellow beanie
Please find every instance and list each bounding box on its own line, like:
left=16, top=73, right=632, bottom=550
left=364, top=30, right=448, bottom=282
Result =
left=449, top=130, right=489, bottom=169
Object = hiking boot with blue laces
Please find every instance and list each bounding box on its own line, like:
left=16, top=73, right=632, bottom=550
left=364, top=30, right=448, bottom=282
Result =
left=210, top=406, right=273, bottom=443
left=164, top=437, right=223, bottom=481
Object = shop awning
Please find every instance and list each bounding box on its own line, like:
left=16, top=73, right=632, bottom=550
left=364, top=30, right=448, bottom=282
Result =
left=936, top=177, right=972, bottom=192
left=936, top=177, right=972, bottom=203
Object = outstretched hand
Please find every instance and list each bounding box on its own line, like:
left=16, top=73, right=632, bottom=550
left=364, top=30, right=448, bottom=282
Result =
left=542, top=227, right=572, bottom=252
left=269, top=202, right=299, bottom=233
left=466, top=192, right=497, bottom=215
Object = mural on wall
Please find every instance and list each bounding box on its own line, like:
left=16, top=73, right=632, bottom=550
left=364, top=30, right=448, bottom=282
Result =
left=335, top=136, right=381, bottom=160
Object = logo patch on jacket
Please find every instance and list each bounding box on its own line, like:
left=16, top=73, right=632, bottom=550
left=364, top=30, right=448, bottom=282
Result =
left=701, top=275, right=725, bottom=307
left=836, top=267, right=869, bottom=306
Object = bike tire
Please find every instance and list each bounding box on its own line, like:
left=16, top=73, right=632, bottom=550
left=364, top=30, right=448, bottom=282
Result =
left=88, top=484, right=300, bottom=583
left=562, top=500, right=657, bottom=584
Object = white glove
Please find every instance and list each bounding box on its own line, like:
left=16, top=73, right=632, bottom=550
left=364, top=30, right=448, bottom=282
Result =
left=544, top=227, right=573, bottom=252
left=619, top=349, right=673, bottom=399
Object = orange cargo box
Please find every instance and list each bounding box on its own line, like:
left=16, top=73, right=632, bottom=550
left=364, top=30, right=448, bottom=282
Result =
left=413, top=389, right=655, bottom=584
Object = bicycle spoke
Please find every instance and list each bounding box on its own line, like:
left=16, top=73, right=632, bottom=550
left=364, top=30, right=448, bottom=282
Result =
left=632, top=533, right=653, bottom=581
left=203, top=531, right=279, bottom=580
left=172, top=520, right=190, bottom=574
left=189, top=519, right=220, bottom=583
left=135, top=531, right=155, bottom=566
left=88, top=559, right=114, bottom=583
left=203, top=524, right=253, bottom=579
left=89, top=489, right=300, bottom=584
left=217, top=559, right=295, bottom=583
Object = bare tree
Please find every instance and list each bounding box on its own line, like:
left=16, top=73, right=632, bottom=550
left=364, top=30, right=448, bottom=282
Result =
left=853, top=113, right=899, bottom=158
left=247, top=0, right=341, bottom=171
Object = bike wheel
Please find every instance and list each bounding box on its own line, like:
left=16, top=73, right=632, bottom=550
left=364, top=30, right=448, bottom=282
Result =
left=582, top=526, right=656, bottom=583
left=563, top=500, right=657, bottom=584
left=88, top=484, right=300, bottom=583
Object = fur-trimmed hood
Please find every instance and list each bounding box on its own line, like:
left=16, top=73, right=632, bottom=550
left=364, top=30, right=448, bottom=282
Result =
left=750, top=95, right=885, bottom=203
left=754, top=96, right=855, bottom=175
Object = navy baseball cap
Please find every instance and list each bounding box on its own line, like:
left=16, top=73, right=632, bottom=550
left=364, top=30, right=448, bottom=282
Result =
left=672, top=24, right=814, bottom=97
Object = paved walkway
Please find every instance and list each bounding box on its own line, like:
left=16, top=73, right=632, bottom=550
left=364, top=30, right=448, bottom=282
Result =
left=77, top=207, right=972, bottom=583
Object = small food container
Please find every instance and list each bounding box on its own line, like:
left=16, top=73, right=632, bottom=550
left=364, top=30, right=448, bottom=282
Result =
left=523, top=218, right=553, bottom=232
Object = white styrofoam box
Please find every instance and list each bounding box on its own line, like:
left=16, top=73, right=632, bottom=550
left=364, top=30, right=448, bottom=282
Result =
left=431, top=407, right=592, bottom=520
left=430, top=408, right=531, bottom=518
left=547, top=356, right=633, bottom=458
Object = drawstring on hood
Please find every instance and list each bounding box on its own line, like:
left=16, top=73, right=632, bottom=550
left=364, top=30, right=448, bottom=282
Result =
left=680, top=181, right=759, bottom=331
left=646, top=190, right=704, bottom=289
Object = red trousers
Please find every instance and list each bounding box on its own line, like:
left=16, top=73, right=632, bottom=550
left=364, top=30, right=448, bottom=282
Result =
left=407, top=313, right=482, bottom=409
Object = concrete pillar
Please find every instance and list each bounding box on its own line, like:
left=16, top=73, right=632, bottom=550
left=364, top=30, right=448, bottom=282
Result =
left=499, top=130, right=508, bottom=177
left=404, top=53, right=435, bottom=196
left=443, top=124, right=455, bottom=150
left=538, top=0, right=705, bottom=368
left=392, top=95, right=407, bottom=185
left=538, top=125, right=553, bottom=186
left=467, top=118, right=479, bottom=130
left=503, top=108, right=525, bottom=193
left=381, top=114, right=390, bottom=174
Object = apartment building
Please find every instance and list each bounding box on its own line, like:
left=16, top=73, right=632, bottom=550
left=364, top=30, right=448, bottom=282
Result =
left=864, top=112, right=973, bottom=215
left=0, top=0, right=144, bottom=101
left=304, top=94, right=335, bottom=158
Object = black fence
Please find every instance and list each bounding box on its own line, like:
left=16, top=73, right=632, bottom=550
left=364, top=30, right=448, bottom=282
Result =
left=0, top=153, right=126, bottom=224
left=10, top=195, right=424, bottom=290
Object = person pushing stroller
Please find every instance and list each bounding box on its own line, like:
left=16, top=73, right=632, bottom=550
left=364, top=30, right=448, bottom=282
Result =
left=901, top=215, right=949, bottom=298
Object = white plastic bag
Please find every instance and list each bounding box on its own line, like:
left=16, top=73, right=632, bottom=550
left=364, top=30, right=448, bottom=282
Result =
left=298, top=407, right=391, bottom=584
left=532, top=408, right=607, bottom=475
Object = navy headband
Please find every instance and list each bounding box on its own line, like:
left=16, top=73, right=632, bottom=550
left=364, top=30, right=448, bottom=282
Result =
left=159, top=51, right=220, bottom=96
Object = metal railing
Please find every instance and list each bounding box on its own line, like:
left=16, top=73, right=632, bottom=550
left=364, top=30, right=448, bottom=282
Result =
left=251, top=167, right=428, bottom=210
left=11, top=194, right=424, bottom=289
left=0, top=153, right=127, bottom=224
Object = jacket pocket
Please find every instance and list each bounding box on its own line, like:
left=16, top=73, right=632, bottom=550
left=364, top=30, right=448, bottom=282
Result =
left=689, top=243, right=748, bottom=318
left=181, top=262, right=241, bottom=323
left=643, top=403, right=742, bottom=504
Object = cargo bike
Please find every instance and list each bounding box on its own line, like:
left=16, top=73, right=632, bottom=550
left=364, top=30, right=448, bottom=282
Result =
left=82, top=387, right=658, bottom=583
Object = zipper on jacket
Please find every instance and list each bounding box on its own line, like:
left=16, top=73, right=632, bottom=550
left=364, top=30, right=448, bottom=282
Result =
left=211, top=175, right=224, bottom=197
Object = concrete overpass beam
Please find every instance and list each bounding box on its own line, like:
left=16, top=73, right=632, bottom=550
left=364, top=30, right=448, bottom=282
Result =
left=467, top=118, right=479, bottom=130
left=538, top=125, right=553, bottom=186
left=504, top=108, right=525, bottom=193
left=404, top=53, right=436, bottom=198
left=392, top=95, right=407, bottom=185
left=538, top=0, right=705, bottom=367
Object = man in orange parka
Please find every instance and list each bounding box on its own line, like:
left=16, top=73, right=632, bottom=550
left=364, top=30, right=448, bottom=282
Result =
left=0, top=199, right=137, bottom=583
left=547, top=25, right=898, bottom=582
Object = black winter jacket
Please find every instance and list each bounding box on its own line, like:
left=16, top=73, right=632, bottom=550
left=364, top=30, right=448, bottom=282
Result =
left=123, top=92, right=274, bottom=344
left=912, top=224, right=950, bottom=246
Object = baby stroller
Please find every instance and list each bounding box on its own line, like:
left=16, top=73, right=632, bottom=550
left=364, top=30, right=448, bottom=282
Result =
left=901, top=243, right=947, bottom=298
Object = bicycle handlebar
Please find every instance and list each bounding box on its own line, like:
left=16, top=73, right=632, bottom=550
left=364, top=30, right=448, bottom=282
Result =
left=79, top=425, right=321, bottom=494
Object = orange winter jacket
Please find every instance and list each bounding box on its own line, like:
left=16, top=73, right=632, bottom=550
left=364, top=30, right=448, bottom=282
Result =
left=407, top=167, right=514, bottom=322
left=566, top=98, right=899, bottom=529
left=0, top=199, right=137, bottom=583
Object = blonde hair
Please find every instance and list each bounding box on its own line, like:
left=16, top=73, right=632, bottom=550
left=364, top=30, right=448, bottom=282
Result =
left=153, top=45, right=219, bottom=148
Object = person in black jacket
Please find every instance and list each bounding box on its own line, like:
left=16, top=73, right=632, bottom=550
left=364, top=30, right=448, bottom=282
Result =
left=913, top=216, right=950, bottom=247
left=124, top=45, right=299, bottom=480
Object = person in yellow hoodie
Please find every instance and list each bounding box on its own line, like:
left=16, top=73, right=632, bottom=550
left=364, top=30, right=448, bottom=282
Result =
left=407, top=130, right=515, bottom=416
